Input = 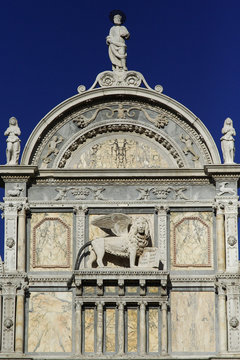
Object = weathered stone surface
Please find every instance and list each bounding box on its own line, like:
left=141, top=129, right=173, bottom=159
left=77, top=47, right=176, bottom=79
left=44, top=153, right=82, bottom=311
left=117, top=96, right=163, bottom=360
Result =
left=171, top=292, right=215, bottom=352
left=28, top=292, right=72, bottom=352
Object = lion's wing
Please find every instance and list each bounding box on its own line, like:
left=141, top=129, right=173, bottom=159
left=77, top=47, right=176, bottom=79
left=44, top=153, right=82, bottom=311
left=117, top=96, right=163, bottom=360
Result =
left=91, top=213, right=132, bottom=236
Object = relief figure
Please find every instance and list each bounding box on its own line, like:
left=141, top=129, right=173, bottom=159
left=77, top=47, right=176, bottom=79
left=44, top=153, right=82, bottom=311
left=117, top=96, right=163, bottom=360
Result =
left=75, top=214, right=151, bottom=268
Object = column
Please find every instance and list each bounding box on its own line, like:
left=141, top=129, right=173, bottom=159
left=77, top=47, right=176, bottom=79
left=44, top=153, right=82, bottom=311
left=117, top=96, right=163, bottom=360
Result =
left=15, top=288, right=25, bottom=352
left=17, top=204, right=28, bottom=271
left=74, top=206, right=88, bottom=268
left=139, top=301, right=147, bottom=355
left=96, top=301, right=104, bottom=354
left=215, top=203, right=225, bottom=272
left=161, top=301, right=168, bottom=355
left=75, top=300, right=83, bottom=354
left=117, top=302, right=125, bottom=355
left=218, top=284, right=227, bottom=353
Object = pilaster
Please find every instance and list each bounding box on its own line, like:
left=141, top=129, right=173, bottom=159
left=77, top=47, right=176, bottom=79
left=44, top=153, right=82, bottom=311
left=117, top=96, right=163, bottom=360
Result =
left=74, top=206, right=88, bottom=268
left=156, top=206, right=169, bottom=270
left=227, top=284, right=240, bottom=351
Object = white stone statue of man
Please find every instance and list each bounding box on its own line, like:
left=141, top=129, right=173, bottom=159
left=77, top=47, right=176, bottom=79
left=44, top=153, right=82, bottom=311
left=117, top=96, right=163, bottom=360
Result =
left=221, top=117, right=236, bottom=164
left=4, top=116, right=21, bottom=165
left=106, top=10, right=130, bottom=71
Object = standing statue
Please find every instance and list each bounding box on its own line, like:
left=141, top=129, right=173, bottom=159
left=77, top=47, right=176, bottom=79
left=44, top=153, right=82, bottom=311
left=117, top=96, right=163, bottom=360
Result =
left=4, top=117, right=21, bottom=165
left=221, top=117, right=236, bottom=164
left=107, top=10, right=130, bottom=71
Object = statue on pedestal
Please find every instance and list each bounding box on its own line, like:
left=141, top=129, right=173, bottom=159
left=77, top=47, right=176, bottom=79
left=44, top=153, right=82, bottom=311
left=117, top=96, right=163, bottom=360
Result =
left=107, top=10, right=130, bottom=71
left=4, top=117, right=21, bottom=165
left=221, top=117, right=235, bottom=164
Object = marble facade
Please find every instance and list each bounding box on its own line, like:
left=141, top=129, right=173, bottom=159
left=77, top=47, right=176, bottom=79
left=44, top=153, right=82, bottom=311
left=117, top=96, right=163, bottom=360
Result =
left=0, top=17, right=240, bottom=360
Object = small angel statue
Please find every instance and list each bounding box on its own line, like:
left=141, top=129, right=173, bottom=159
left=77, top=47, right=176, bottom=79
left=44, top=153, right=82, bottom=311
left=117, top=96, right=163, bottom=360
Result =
left=4, top=117, right=21, bottom=165
left=221, top=117, right=236, bottom=164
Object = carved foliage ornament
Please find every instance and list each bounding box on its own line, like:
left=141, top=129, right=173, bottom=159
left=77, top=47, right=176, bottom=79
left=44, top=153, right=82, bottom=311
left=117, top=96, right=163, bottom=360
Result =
left=55, top=187, right=105, bottom=201
left=78, top=70, right=163, bottom=93
left=137, top=187, right=188, bottom=200
left=73, top=103, right=170, bottom=129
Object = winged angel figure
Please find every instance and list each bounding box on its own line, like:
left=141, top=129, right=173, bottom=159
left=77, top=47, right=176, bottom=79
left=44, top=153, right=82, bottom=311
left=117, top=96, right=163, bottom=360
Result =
left=75, top=213, right=151, bottom=269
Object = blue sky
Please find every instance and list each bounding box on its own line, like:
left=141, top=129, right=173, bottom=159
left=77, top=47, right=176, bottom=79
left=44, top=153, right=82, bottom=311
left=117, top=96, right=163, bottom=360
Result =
left=0, top=0, right=240, bottom=257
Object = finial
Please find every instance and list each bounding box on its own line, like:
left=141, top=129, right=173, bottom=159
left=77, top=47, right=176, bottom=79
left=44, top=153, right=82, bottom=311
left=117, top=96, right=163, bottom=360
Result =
left=106, top=10, right=130, bottom=71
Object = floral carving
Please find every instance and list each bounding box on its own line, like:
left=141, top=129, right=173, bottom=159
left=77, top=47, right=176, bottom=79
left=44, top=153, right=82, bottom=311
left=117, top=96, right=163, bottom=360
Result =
left=152, top=188, right=171, bottom=199
left=88, top=70, right=163, bottom=92
left=70, top=187, right=90, bottom=200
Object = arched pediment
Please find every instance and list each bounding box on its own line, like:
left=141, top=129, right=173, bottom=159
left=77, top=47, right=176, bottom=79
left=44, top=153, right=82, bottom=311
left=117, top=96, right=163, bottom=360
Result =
left=21, top=88, right=221, bottom=169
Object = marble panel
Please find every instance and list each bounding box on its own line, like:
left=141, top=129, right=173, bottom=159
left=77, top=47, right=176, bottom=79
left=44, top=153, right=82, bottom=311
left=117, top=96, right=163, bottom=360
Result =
left=148, top=286, right=159, bottom=294
left=148, top=308, right=159, bottom=352
left=170, top=212, right=213, bottom=269
left=171, top=292, right=215, bottom=352
left=105, top=308, right=116, bottom=352
left=84, top=308, right=95, bottom=352
left=30, top=212, right=72, bottom=271
left=127, top=308, right=138, bottom=352
left=28, top=292, right=72, bottom=353
left=105, top=286, right=117, bottom=294
left=84, top=286, right=96, bottom=295
left=126, top=286, right=138, bottom=294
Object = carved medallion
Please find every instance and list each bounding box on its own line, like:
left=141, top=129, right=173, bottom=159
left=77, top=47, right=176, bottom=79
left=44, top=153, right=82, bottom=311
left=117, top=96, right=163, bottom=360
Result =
left=227, top=236, right=237, bottom=247
left=229, top=317, right=239, bottom=329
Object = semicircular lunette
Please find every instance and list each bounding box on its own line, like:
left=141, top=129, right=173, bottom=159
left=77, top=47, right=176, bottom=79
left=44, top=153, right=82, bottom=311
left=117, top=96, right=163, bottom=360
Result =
left=54, top=124, right=188, bottom=169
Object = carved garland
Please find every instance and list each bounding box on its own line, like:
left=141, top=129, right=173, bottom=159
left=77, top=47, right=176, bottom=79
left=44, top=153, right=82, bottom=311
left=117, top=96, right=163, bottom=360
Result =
left=57, top=124, right=185, bottom=168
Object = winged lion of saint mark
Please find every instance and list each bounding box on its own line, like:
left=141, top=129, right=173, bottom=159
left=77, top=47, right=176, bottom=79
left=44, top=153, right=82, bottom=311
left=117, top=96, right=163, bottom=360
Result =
left=74, top=213, right=151, bottom=269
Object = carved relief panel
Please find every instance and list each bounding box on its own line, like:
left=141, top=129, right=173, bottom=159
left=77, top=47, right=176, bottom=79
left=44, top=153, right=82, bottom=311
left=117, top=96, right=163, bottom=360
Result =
left=30, top=212, right=73, bottom=271
left=87, top=213, right=155, bottom=269
left=170, top=211, right=213, bottom=269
